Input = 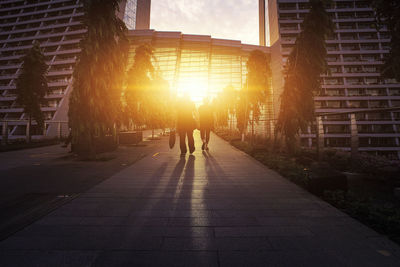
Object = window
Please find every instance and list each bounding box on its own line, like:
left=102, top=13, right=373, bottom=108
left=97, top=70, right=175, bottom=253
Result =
left=279, top=3, right=297, bottom=10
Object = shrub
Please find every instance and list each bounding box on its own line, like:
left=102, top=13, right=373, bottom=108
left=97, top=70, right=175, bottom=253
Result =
left=324, top=190, right=400, bottom=243
left=351, top=153, right=399, bottom=180
left=321, top=149, right=400, bottom=181
left=322, top=149, right=352, bottom=171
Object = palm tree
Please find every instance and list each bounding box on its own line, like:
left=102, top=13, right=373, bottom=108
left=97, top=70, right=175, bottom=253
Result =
left=125, top=44, right=173, bottom=138
left=152, top=76, right=173, bottom=135
left=68, top=0, right=129, bottom=157
left=222, top=85, right=237, bottom=131
left=213, top=92, right=229, bottom=128
left=236, top=50, right=271, bottom=142
left=373, top=0, right=400, bottom=80
left=15, top=41, right=49, bottom=143
left=125, top=44, right=155, bottom=130
left=145, top=75, right=169, bottom=139
left=277, top=0, right=334, bottom=153
left=236, top=88, right=248, bottom=141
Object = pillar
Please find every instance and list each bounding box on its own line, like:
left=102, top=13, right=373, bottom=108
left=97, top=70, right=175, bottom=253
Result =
left=350, top=113, right=359, bottom=158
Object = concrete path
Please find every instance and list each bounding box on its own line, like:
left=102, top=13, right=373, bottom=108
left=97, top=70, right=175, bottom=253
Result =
left=1, top=132, right=400, bottom=266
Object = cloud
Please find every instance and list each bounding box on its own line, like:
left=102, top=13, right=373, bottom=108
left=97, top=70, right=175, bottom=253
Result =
left=150, top=0, right=259, bottom=45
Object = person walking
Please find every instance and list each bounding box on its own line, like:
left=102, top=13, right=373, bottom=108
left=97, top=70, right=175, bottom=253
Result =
left=198, top=98, right=214, bottom=151
left=176, top=94, right=197, bottom=156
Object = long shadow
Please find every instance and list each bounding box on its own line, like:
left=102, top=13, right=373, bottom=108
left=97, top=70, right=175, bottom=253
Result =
left=148, top=156, right=187, bottom=217
left=201, top=150, right=242, bottom=217
left=202, top=150, right=230, bottom=182
left=169, top=155, right=195, bottom=216
left=128, top=161, right=169, bottom=215
left=122, top=157, right=186, bottom=237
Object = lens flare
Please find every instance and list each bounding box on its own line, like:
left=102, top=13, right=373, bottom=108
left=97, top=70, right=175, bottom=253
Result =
left=177, top=77, right=208, bottom=103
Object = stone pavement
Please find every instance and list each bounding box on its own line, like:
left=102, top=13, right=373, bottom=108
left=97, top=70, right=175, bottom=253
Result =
left=1, top=131, right=400, bottom=266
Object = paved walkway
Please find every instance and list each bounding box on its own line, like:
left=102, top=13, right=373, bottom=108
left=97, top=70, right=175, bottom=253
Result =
left=1, top=132, right=400, bottom=266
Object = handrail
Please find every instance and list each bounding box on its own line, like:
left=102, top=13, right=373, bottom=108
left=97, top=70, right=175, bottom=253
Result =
left=317, top=106, right=400, bottom=116
left=0, top=120, right=68, bottom=123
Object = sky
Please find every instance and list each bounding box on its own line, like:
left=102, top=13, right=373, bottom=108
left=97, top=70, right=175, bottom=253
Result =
left=150, top=0, right=259, bottom=45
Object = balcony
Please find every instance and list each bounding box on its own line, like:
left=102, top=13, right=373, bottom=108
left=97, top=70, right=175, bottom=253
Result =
left=359, top=34, right=377, bottom=40
left=0, top=12, right=83, bottom=28
left=1, top=28, right=86, bottom=44
left=0, top=106, right=23, bottom=113
left=48, top=80, right=70, bottom=87
left=0, top=21, right=80, bottom=36
left=2, top=4, right=78, bottom=20
left=47, top=69, right=73, bottom=76
left=0, top=0, right=67, bottom=13
left=278, top=4, right=297, bottom=10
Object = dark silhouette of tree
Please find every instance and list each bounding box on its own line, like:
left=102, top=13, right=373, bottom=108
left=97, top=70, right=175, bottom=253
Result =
left=373, top=0, right=400, bottom=80
left=15, top=41, right=48, bottom=143
left=236, top=89, right=248, bottom=140
left=145, top=75, right=170, bottom=139
left=68, top=0, right=129, bottom=156
left=125, top=44, right=172, bottom=138
left=125, top=44, right=154, bottom=128
left=277, top=0, right=334, bottom=153
left=222, top=85, right=237, bottom=131
left=152, top=76, right=173, bottom=133
left=236, top=50, right=271, bottom=141
left=213, top=92, right=228, bottom=128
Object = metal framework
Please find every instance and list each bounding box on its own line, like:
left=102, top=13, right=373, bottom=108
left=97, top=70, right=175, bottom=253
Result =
left=127, top=30, right=274, bottom=137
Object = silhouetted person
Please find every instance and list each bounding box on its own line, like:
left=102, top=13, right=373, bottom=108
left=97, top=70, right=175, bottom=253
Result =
left=176, top=94, right=196, bottom=156
left=198, top=98, right=214, bottom=150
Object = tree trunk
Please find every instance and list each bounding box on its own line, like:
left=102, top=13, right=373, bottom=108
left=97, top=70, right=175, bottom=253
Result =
left=251, top=117, right=254, bottom=145
left=229, top=114, right=232, bottom=134
left=27, top=115, right=31, bottom=143
left=152, top=129, right=154, bottom=139
left=114, top=123, right=119, bottom=146
left=89, top=130, right=96, bottom=160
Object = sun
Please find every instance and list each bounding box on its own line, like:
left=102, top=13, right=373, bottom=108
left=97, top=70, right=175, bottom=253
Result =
left=177, top=77, right=208, bottom=104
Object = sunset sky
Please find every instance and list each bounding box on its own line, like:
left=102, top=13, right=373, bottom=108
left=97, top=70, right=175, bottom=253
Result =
left=150, top=0, right=259, bottom=45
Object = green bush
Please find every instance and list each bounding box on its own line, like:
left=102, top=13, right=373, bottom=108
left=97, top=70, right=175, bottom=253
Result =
left=324, top=190, right=400, bottom=243
left=351, top=153, right=399, bottom=180
left=217, top=129, right=400, bottom=246
left=322, top=149, right=352, bottom=171
left=214, top=128, right=241, bottom=142
left=322, top=149, right=400, bottom=181
left=231, top=140, right=254, bottom=155
left=251, top=149, right=309, bottom=187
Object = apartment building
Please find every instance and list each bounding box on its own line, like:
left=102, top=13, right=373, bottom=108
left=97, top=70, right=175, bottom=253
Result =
left=265, top=0, right=400, bottom=158
left=0, top=0, right=149, bottom=140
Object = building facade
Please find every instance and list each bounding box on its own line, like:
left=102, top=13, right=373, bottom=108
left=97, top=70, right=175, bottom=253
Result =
left=135, top=0, right=151, bottom=30
left=0, top=0, right=149, bottom=140
left=128, top=30, right=274, bottom=137
left=119, top=0, right=151, bottom=30
left=265, top=0, right=400, bottom=158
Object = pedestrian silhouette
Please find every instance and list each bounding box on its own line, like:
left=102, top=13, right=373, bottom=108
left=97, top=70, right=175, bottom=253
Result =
left=176, top=94, right=197, bottom=156
left=198, top=98, right=214, bottom=150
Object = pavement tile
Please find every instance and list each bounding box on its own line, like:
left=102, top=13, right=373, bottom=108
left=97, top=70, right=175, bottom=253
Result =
left=93, top=251, right=218, bottom=267
left=0, top=250, right=99, bottom=267
left=1, top=132, right=399, bottom=266
left=162, top=237, right=273, bottom=251
left=214, top=226, right=314, bottom=237
left=163, top=227, right=215, bottom=237
left=218, top=251, right=343, bottom=267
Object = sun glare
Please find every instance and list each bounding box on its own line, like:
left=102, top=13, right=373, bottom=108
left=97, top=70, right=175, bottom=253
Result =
left=177, top=77, right=208, bottom=104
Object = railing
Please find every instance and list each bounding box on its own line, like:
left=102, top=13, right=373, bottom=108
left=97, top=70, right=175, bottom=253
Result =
left=1, top=120, right=69, bottom=145
left=315, top=107, right=400, bottom=159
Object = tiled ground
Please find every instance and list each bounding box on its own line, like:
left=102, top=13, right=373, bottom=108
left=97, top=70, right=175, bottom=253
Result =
left=1, top=132, right=399, bottom=266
